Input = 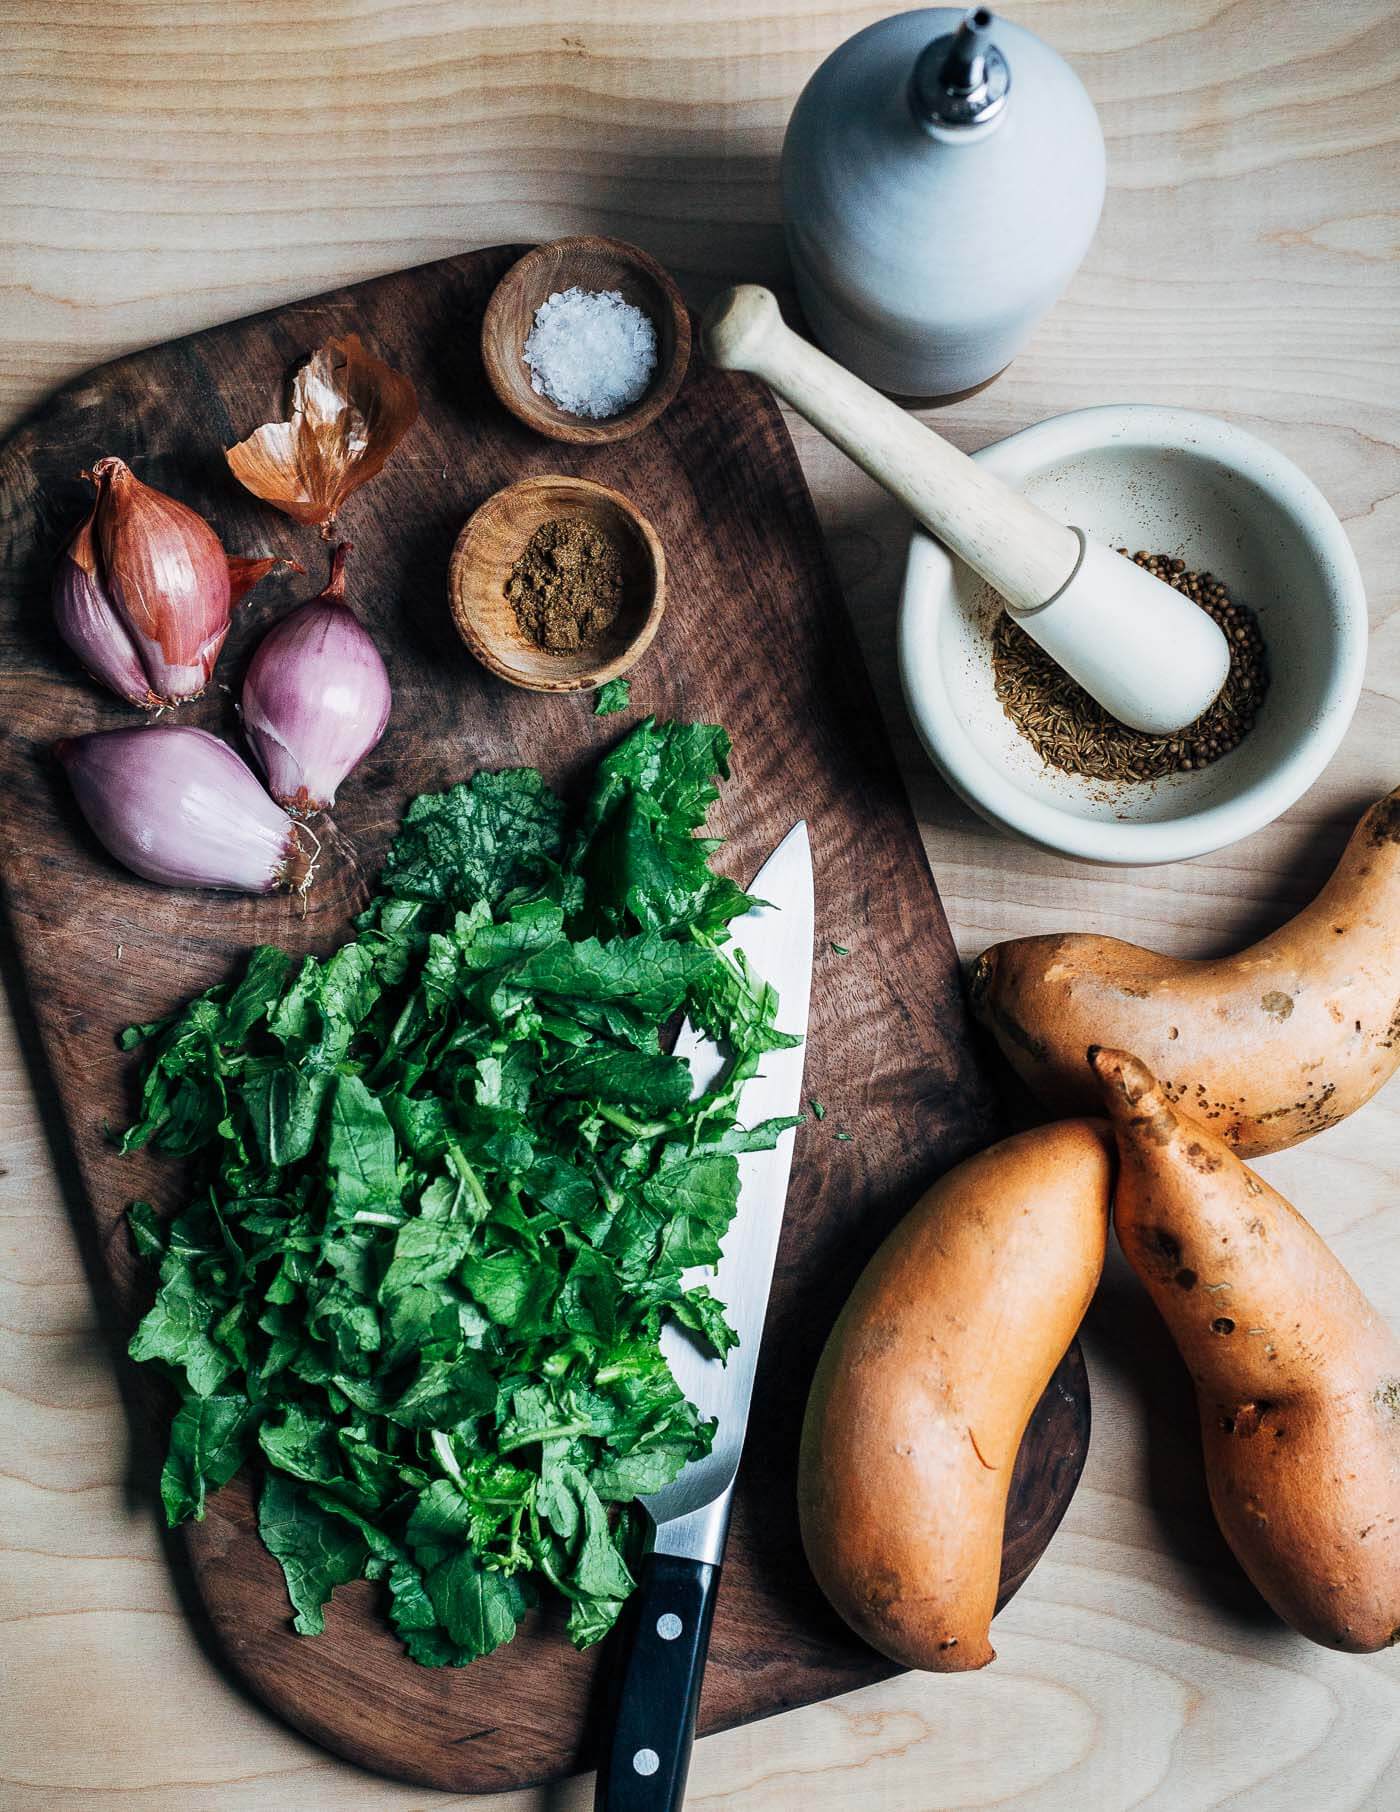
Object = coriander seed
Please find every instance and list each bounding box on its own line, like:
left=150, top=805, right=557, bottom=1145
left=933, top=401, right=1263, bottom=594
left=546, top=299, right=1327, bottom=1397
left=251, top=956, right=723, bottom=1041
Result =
left=991, top=553, right=1268, bottom=785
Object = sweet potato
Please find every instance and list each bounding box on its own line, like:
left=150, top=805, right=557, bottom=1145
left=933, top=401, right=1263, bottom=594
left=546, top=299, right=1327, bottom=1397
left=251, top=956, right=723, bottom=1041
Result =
left=1092, top=1046, right=1400, bottom=1652
left=797, top=1120, right=1113, bottom=1671
left=970, top=785, right=1400, bottom=1157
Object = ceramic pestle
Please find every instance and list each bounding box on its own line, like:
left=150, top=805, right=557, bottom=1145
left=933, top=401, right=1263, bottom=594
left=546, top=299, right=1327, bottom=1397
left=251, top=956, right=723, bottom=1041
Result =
left=701, top=284, right=1231, bottom=737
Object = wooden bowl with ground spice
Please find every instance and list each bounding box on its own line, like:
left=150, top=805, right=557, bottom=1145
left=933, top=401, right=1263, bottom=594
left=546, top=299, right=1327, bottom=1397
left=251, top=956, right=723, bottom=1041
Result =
left=448, top=475, right=665, bottom=692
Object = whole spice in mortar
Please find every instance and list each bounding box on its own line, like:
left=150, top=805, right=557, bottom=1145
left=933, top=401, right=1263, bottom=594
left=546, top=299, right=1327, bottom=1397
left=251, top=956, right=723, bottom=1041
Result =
left=992, top=552, right=1269, bottom=783
left=504, top=518, right=626, bottom=653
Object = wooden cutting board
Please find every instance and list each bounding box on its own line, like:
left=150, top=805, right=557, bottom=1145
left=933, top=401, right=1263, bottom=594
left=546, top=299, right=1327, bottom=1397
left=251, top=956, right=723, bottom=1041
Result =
left=0, top=245, right=1087, bottom=1794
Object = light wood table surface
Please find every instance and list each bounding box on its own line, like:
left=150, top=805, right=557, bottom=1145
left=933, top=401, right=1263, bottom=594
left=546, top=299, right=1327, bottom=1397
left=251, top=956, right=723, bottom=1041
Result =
left=4, top=3, right=1400, bottom=1807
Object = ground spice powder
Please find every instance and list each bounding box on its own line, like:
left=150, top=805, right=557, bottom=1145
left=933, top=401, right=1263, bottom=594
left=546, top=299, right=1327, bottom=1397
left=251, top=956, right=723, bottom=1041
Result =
left=991, top=551, right=1269, bottom=783
left=505, top=517, right=625, bottom=653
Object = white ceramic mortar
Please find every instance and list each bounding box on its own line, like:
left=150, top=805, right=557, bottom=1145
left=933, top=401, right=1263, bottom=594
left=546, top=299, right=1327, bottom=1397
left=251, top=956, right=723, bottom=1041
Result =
left=899, top=405, right=1368, bottom=865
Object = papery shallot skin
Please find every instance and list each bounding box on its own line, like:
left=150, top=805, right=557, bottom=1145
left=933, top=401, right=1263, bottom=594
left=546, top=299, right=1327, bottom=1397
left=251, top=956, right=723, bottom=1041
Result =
left=225, top=335, right=419, bottom=531
left=241, top=544, right=391, bottom=812
left=52, top=459, right=287, bottom=708
left=56, top=726, right=309, bottom=893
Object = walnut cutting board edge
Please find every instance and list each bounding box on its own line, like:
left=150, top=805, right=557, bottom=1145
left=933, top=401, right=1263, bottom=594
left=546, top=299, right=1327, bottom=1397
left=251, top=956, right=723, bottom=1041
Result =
left=0, top=244, right=1085, bottom=1793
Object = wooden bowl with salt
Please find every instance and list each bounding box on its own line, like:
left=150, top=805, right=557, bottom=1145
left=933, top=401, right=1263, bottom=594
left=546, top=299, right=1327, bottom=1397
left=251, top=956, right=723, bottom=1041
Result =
left=481, top=236, right=691, bottom=445
left=448, top=475, right=666, bottom=693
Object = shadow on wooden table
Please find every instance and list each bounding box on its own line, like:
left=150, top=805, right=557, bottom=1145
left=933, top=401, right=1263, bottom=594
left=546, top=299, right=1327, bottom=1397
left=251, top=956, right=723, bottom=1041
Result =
left=0, top=904, right=318, bottom=1738
left=1086, top=1244, right=1283, bottom=1636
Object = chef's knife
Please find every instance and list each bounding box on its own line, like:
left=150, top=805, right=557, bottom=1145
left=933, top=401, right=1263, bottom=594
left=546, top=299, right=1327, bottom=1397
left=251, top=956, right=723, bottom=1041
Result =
left=593, top=821, right=814, bottom=1812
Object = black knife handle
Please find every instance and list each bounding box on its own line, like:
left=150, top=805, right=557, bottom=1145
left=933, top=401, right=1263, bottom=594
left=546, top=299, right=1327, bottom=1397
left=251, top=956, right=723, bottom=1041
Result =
left=594, top=1552, right=720, bottom=1812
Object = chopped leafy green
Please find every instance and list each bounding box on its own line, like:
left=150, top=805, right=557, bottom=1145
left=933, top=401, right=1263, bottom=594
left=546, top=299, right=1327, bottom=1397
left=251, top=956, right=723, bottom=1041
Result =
left=592, top=678, right=631, bottom=717
left=123, top=719, right=800, bottom=1667
left=257, top=1471, right=370, bottom=1636
left=830, top=943, right=849, bottom=956
left=808, top=1098, right=826, bottom=1121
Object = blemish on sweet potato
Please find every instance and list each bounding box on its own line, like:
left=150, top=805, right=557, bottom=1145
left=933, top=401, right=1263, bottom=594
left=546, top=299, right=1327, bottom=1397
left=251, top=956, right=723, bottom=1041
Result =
left=967, top=1425, right=997, bottom=1470
left=863, top=1569, right=904, bottom=1617
left=1261, top=990, right=1295, bottom=1021
left=1147, top=1227, right=1182, bottom=1267
left=1366, top=794, right=1400, bottom=846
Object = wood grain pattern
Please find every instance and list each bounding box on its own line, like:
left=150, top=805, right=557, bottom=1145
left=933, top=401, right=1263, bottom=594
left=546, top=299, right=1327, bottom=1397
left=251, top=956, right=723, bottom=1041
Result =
left=0, top=244, right=1091, bottom=1795
left=3, top=2, right=1400, bottom=1807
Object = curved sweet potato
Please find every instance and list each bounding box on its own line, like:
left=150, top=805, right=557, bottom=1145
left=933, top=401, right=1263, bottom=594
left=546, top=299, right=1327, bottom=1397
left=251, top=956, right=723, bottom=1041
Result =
left=797, top=1120, right=1113, bottom=1672
left=1093, top=1046, right=1400, bottom=1652
left=970, top=785, right=1400, bottom=1157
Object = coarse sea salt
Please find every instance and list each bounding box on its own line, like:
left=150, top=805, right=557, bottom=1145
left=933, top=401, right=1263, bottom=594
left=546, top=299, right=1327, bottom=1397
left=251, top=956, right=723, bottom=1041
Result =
left=523, top=287, right=658, bottom=420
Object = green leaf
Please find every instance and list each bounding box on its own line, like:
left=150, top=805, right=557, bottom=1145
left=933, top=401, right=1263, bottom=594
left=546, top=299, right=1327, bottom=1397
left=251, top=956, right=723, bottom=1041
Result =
left=644, top=1151, right=739, bottom=1227
left=669, top=1284, right=738, bottom=1358
left=511, top=931, right=714, bottom=1020
left=572, top=1472, right=635, bottom=1600
left=591, top=1444, right=691, bottom=1500
left=160, top=1394, right=259, bottom=1524
left=424, top=1549, right=530, bottom=1658
left=381, top=768, right=565, bottom=906
left=389, top=1354, right=496, bottom=1429
left=126, top=1201, right=166, bottom=1264
left=327, top=1074, right=400, bottom=1208
left=546, top=1047, right=692, bottom=1114
left=592, top=678, right=631, bottom=717
left=129, top=1259, right=234, bottom=1399
left=258, top=1406, right=345, bottom=1491
left=461, top=1247, right=556, bottom=1330
left=223, top=946, right=296, bottom=1040
left=258, top=1471, right=368, bottom=1635
left=245, top=1065, right=330, bottom=1168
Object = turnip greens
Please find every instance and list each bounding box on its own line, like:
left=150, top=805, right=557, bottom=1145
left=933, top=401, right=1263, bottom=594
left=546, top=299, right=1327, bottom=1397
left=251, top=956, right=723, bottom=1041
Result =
left=122, top=720, right=800, bottom=1665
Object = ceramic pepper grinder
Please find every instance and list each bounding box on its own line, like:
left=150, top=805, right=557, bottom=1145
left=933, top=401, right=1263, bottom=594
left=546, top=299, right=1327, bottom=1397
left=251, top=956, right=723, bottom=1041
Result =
left=781, top=6, right=1105, bottom=398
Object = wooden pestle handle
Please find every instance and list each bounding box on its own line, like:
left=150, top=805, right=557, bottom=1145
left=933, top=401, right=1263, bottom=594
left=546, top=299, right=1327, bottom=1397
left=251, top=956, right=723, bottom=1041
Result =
left=702, top=285, right=1079, bottom=612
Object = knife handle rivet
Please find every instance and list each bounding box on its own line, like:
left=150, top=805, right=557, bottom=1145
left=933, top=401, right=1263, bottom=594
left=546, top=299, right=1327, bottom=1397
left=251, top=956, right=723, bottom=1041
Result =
left=633, top=1748, right=661, bottom=1776
left=656, top=1612, right=683, bottom=1641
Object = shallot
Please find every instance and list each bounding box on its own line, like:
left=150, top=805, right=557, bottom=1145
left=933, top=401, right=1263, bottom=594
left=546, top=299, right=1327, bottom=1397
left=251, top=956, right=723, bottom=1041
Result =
left=241, top=543, right=391, bottom=813
left=57, top=726, right=314, bottom=893
left=52, top=456, right=287, bottom=708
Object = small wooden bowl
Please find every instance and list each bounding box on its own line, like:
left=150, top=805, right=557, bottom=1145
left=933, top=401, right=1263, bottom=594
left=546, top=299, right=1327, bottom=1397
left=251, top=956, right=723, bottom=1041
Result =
left=448, top=475, right=666, bottom=692
left=481, top=236, right=691, bottom=445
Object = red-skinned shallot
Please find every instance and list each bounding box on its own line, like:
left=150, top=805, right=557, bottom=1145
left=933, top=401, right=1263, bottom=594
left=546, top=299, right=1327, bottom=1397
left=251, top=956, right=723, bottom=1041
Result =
left=56, top=726, right=314, bottom=893
left=241, top=543, right=391, bottom=814
left=52, top=457, right=289, bottom=708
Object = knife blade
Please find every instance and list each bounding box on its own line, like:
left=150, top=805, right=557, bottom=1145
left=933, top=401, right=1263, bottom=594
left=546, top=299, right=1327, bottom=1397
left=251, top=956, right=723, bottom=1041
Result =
left=594, top=820, right=814, bottom=1812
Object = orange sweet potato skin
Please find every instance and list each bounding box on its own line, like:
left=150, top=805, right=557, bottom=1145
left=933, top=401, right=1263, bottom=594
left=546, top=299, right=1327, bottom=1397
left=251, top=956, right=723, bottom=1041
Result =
left=797, top=1120, right=1113, bottom=1673
left=1095, top=1046, right=1400, bottom=1653
left=970, top=786, right=1400, bottom=1158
